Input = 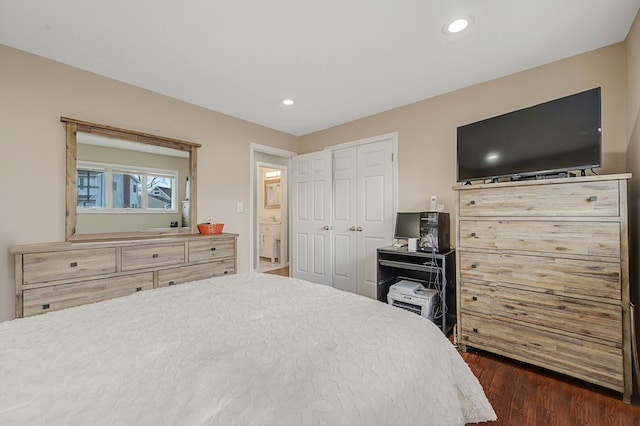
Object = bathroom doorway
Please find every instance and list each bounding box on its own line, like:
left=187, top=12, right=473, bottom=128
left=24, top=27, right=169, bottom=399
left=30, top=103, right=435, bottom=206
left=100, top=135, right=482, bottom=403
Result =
left=257, top=164, right=285, bottom=272
left=249, top=143, right=295, bottom=274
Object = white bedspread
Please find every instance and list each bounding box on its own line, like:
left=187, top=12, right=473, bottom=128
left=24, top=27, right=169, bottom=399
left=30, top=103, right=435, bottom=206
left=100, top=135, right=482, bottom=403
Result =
left=0, top=273, right=496, bottom=425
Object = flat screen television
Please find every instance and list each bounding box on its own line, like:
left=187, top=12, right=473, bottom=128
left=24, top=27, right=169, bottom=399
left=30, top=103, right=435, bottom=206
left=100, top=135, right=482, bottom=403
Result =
left=456, top=87, right=602, bottom=182
left=394, top=212, right=420, bottom=239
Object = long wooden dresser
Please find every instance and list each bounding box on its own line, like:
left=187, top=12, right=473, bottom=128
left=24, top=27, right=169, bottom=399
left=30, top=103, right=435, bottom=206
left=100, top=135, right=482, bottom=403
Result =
left=453, top=174, right=632, bottom=402
left=12, top=233, right=238, bottom=318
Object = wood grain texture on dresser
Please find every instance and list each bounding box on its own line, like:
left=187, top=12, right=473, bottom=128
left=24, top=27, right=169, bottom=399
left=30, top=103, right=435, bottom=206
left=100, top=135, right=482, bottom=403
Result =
left=12, top=233, right=238, bottom=318
left=453, top=173, right=632, bottom=403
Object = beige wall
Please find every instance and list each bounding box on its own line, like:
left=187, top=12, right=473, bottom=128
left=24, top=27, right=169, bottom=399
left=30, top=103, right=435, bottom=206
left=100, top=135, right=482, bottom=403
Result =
left=299, top=21, right=638, bottom=396
left=299, top=43, right=629, bottom=221
left=0, top=44, right=299, bottom=322
left=625, top=10, right=640, bottom=399
left=1, top=29, right=636, bottom=323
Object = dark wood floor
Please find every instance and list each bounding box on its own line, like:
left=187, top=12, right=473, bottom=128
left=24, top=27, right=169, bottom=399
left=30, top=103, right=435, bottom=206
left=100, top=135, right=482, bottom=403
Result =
left=264, top=268, right=640, bottom=425
left=460, top=348, right=640, bottom=426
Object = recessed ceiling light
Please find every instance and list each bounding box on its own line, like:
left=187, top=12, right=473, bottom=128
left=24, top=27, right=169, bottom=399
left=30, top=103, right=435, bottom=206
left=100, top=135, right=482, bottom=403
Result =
left=443, top=15, right=474, bottom=35
left=280, top=98, right=295, bottom=106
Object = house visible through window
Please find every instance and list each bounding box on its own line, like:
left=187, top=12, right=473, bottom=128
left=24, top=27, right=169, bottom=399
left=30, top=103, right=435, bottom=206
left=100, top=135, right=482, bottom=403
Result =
left=77, top=169, right=105, bottom=207
left=77, top=162, right=177, bottom=213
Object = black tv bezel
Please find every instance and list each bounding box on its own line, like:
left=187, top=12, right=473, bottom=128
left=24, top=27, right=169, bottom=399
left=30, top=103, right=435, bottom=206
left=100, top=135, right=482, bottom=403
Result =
left=455, top=88, right=602, bottom=183
left=394, top=212, right=421, bottom=239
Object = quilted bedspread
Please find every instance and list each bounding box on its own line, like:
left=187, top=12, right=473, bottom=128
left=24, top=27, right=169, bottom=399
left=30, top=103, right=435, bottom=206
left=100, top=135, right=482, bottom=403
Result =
left=0, top=273, right=496, bottom=425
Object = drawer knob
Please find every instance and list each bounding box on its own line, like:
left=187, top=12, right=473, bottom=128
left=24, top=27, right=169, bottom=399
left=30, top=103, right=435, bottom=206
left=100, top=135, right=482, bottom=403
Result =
left=588, top=195, right=598, bottom=202
left=152, top=253, right=159, bottom=258
left=472, top=296, right=478, bottom=301
left=42, top=303, right=50, bottom=310
left=168, top=281, right=175, bottom=286
left=210, top=247, right=217, bottom=251
left=469, top=200, right=476, bottom=205
left=471, top=263, right=478, bottom=269
left=70, top=262, right=78, bottom=268
left=136, top=287, right=142, bottom=292
left=470, top=232, right=476, bottom=237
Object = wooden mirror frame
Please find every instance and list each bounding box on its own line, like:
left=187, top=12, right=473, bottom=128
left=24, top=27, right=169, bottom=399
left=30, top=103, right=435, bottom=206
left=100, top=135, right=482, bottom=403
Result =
left=264, top=178, right=281, bottom=209
left=62, top=117, right=200, bottom=241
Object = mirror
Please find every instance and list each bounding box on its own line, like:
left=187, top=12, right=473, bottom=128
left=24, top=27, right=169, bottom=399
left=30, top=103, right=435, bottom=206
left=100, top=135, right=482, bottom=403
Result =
left=63, top=117, right=200, bottom=241
left=264, top=179, right=281, bottom=209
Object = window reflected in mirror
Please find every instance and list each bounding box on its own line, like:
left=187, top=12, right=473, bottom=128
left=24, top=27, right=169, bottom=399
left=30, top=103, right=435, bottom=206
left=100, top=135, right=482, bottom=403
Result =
left=63, top=117, right=200, bottom=241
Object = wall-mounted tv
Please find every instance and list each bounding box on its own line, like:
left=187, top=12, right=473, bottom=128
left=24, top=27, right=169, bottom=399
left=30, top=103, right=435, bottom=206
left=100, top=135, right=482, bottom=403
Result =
left=456, top=87, right=602, bottom=182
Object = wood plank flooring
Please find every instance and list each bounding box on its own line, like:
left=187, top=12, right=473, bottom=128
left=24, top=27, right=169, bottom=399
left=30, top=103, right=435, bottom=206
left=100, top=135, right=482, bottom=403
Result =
left=460, top=348, right=640, bottom=425
left=263, top=269, right=640, bottom=425
left=264, top=267, right=290, bottom=277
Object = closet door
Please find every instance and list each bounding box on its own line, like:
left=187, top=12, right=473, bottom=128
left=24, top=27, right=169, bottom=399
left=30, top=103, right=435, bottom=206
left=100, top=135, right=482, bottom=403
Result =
left=333, top=139, right=394, bottom=298
left=333, top=147, right=358, bottom=293
left=356, top=140, right=394, bottom=298
left=291, top=151, right=332, bottom=286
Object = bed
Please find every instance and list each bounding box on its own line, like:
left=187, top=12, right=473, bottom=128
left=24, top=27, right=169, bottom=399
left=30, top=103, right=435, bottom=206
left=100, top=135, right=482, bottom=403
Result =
left=0, top=273, right=496, bottom=425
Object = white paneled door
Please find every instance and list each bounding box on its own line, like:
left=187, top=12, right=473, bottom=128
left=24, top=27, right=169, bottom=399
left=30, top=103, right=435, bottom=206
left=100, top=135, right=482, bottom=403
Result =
left=333, top=139, right=394, bottom=298
left=291, top=150, right=332, bottom=286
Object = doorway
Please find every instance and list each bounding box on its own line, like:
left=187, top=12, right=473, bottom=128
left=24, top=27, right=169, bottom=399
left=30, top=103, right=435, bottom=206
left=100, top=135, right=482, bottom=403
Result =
left=249, top=143, right=296, bottom=273
left=258, top=164, right=285, bottom=272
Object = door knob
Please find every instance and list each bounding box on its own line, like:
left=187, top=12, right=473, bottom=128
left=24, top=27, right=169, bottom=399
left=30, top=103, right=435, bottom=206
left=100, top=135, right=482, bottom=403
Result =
left=349, top=226, right=356, bottom=231
left=323, top=225, right=330, bottom=230
left=356, top=226, right=363, bottom=232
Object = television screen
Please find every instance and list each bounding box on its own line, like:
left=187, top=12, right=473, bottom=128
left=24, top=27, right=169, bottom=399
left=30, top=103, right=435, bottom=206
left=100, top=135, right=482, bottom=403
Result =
left=394, top=212, right=420, bottom=239
left=457, top=87, right=602, bottom=182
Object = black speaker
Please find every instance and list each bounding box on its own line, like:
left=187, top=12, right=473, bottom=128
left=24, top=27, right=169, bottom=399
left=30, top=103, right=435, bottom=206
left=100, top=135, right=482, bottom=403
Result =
left=418, top=212, right=450, bottom=252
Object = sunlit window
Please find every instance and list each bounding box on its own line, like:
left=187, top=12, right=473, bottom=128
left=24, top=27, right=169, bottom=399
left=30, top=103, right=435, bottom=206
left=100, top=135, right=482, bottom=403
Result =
left=77, top=161, right=177, bottom=213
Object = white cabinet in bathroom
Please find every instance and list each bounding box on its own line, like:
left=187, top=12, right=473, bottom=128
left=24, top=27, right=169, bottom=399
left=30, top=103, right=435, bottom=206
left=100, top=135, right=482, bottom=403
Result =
left=259, top=223, right=281, bottom=263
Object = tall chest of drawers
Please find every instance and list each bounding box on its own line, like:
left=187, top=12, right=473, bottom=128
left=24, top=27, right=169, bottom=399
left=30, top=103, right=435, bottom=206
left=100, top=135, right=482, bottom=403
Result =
left=12, top=233, right=238, bottom=318
left=453, top=174, right=632, bottom=402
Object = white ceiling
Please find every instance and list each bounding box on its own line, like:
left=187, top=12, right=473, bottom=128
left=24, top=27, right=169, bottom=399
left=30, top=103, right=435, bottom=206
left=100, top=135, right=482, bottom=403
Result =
left=1, top=1, right=639, bottom=136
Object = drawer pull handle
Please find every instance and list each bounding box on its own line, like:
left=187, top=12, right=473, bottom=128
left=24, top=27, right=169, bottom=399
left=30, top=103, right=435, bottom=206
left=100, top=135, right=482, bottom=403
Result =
left=210, top=247, right=217, bottom=251
left=42, top=304, right=50, bottom=310
left=470, top=200, right=476, bottom=205
left=473, top=328, right=478, bottom=333
left=472, top=296, right=478, bottom=301
left=70, top=262, right=78, bottom=268
left=152, top=253, right=159, bottom=258
left=588, top=195, right=598, bottom=202
left=168, top=281, right=176, bottom=286
left=224, top=270, right=229, bottom=275
left=136, top=287, right=143, bottom=292
left=470, top=232, right=476, bottom=237
left=471, top=263, right=478, bottom=269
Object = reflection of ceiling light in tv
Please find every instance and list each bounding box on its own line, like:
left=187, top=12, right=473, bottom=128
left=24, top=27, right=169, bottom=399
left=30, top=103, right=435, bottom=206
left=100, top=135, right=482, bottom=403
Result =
left=486, top=152, right=500, bottom=162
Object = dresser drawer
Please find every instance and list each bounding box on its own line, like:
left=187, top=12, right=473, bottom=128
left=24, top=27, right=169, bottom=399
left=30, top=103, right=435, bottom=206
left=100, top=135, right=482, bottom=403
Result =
left=157, top=258, right=235, bottom=287
left=23, top=248, right=117, bottom=285
left=460, top=280, right=622, bottom=344
left=460, top=313, right=624, bottom=392
left=459, top=220, right=620, bottom=258
left=121, top=242, right=185, bottom=271
left=458, top=180, right=620, bottom=217
left=459, top=251, right=621, bottom=302
left=188, top=238, right=235, bottom=262
left=23, top=272, right=153, bottom=317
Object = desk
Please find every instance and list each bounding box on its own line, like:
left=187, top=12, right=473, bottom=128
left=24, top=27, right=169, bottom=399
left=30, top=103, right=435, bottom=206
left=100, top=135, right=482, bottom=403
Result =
left=377, top=246, right=456, bottom=335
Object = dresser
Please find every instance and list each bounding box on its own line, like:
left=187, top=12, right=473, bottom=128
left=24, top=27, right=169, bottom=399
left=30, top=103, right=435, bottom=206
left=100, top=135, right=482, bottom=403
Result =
left=12, top=233, right=238, bottom=318
left=453, top=174, right=632, bottom=402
